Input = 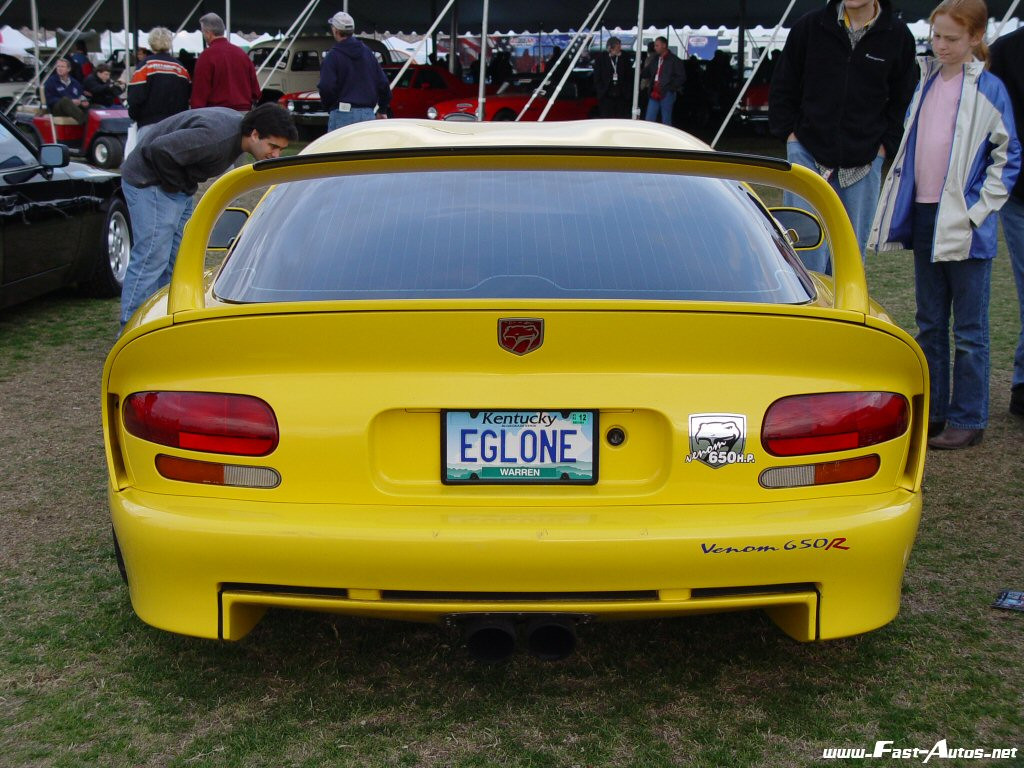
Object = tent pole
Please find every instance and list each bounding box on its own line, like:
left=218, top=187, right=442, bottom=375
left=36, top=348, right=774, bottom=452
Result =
left=448, top=2, right=458, bottom=75
left=255, top=0, right=318, bottom=78
left=0, top=0, right=15, bottom=18
left=476, top=0, right=489, bottom=120
left=517, top=0, right=605, bottom=120
left=388, top=0, right=455, bottom=89
left=711, top=0, right=796, bottom=148
left=175, top=0, right=204, bottom=35
left=631, top=0, right=645, bottom=119
left=259, top=0, right=321, bottom=91
left=538, top=0, right=610, bottom=121
left=11, top=0, right=103, bottom=113
left=992, top=0, right=1021, bottom=39
left=30, top=0, right=40, bottom=105
left=122, top=0, right=130, bottom=80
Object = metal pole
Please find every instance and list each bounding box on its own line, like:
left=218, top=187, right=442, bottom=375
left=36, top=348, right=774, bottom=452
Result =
left=225, top=0, right=231, bottom=45
left=389, top=0, right=456, bottom=89
left=255, top=0, right=318, bottom=77
left=123, top=0, right=131, bottom=79
left=449, top=1, right=458, bottom=74
left=992, top=0, right=1021, bottom=39
left=537, top=0, right=610, bottom=121
left=260, top=0, right=321, bottom=91
left=0, top=0, right=15, bottom=18
left=631, top=0, right=645, bottom=119
left=711, top=0, right=796, bottom=148
left=30, top=0, right=40, bottom=102
left=175, top=0, right=204, bottom=36
left=516, top=0, right=605, bottom=120
left=476, top=0, right=488, bottom=120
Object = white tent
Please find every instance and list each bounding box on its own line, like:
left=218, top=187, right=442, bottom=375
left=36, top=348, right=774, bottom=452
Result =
left=0, top=25, right=35, bottom=57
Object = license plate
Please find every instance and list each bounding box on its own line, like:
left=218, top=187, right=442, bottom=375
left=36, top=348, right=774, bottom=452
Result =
left=443, top=410, right=597, bottom=484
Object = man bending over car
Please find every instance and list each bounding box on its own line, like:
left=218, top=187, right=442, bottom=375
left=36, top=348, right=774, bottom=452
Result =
left=118, top=103, right=298, bottom=330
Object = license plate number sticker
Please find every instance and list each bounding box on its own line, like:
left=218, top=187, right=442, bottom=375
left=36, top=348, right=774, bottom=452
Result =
left=443, top=410, right=597, bottom=484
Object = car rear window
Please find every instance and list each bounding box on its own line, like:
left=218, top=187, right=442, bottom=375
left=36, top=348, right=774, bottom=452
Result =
left=214, top=169, right=815, bottom=304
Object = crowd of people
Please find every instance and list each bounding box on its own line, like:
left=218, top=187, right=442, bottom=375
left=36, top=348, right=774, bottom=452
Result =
left=38, top=3, right=1024, bottom=448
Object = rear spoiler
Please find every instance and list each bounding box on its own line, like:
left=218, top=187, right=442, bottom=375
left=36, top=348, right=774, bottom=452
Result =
left=169, top=147, right=867, bottom=316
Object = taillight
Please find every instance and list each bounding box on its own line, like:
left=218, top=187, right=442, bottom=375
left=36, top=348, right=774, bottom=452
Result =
left=123, top=392, right=278, bottom=456
left=762, top=392, right=909, bottom=456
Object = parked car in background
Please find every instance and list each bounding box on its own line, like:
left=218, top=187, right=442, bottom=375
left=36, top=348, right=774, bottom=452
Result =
left=282, top=64, right=479, bottom=132
left=0, top=111, right=130, bottom=309
left=250, top=35, right=405, bottom=104
left=427, top=71, right=599, bottom=121
left=104, top=119, right=927, bottom=661
left=737, top=82, right=770, bottom=135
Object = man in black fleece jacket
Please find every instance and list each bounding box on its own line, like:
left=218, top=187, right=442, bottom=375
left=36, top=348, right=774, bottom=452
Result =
left=769, top=0, right=917, bottom=274
left=119, top=104, right=297, bottom=329
left=990, top=27, right=1024, bottom=415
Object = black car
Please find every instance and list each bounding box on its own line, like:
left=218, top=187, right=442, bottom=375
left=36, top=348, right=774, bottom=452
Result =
left=0, top=111, right=130, bottom=310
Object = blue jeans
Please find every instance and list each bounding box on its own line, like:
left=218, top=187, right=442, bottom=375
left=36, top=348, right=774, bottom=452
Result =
left=328, top=107, right=376, bottom=131
left=912, top=202, right=992, bottom=429
left=644, top=91, right=676, bottom=125
left=120, top=182, right=195, bottom=327
left=1000, top=196, right=1024, bottom=389
left=783, top=139, right=884, bottom=275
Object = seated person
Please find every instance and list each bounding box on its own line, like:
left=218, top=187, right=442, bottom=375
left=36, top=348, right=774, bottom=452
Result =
left=43, top=58, right=89, bottom=124
left=83, top=63, right=123, bottom=107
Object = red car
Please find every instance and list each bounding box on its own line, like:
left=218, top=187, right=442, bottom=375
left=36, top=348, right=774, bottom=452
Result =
left=280, top=64, right=477, bottom=131
left=427, top=72, right=599, bottom=122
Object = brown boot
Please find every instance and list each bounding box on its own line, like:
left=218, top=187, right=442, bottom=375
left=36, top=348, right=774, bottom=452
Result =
left=927, top=427, right=984, bottom=450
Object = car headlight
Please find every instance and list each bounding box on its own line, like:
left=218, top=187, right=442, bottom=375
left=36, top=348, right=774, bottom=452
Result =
left=427, top=106, right=438, bottom=120
left=286, top=102, right=295, bottom=112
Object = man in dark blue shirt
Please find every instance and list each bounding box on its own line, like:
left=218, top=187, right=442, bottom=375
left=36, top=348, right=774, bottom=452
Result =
left=43, top=58, right=89, bottom=124
left=317, top=11, right=391, bottom=132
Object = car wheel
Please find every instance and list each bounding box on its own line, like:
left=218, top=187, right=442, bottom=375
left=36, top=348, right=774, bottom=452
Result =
left=90, top=135, right=124, bottom=169
left=82, top=196, right=131, bottom=297
left=493, top=109, right=516, bottom=121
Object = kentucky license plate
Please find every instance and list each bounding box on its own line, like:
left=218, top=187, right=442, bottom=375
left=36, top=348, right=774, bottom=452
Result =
left=444, top=410, right=597, bottom=484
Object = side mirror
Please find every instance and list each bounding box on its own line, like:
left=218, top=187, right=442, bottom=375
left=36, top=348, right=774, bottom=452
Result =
left=39, top=143, right=70, bottom=169
left=209, top=207, right=250, bottom=250
left=769, top=206, right=825, bottom=251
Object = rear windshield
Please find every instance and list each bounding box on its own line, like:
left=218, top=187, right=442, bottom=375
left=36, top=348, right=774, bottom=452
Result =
left=214, top=169, right=815, bottom=304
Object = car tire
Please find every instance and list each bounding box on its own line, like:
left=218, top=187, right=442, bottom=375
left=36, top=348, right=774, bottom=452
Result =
left=493, top=109, right=516, bottom=121
left=81, top=196, right=131, bottom=298
left=90, top=135, right=124, bottom=169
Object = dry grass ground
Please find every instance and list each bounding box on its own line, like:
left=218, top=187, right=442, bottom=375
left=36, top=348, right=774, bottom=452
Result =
left=0, top=134, right=1021, bottom=767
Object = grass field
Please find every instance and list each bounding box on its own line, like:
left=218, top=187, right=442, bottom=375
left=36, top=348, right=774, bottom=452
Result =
left=0, top=132, right=1022, bottom=768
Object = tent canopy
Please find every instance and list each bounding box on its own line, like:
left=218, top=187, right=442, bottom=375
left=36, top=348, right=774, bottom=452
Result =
left=3, top=0, right=1021, bottom=34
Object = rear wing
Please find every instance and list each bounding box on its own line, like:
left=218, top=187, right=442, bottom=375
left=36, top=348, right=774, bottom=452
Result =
left=169, top=147, right=867, bottom=316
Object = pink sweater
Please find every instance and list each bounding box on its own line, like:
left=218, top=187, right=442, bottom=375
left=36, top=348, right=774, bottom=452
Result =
left=915, top=70, right=963, bottom=203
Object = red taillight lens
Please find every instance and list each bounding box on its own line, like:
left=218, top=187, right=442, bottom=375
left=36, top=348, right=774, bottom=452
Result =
left=123, top=392, right=278, bottom=456
left=762, top=392, right=909, bottom=456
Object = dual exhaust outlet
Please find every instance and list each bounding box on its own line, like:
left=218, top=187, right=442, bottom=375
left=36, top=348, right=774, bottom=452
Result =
left=462, top=615, right=578, bottom=662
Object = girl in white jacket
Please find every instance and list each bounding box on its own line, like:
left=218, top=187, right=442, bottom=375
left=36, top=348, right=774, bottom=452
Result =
left=869, top=0, right=1020, bottom=450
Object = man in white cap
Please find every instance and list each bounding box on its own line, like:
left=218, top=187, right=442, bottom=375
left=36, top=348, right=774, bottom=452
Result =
left=318, top=11, right=391, bottom=130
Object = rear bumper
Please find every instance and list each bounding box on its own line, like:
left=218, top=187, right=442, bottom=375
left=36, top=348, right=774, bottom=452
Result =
left=111, top=486, right=921, bottom=642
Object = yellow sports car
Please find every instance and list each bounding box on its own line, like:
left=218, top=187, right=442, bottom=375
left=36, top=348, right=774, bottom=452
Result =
left=103, top=120, right=927, bottom=661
